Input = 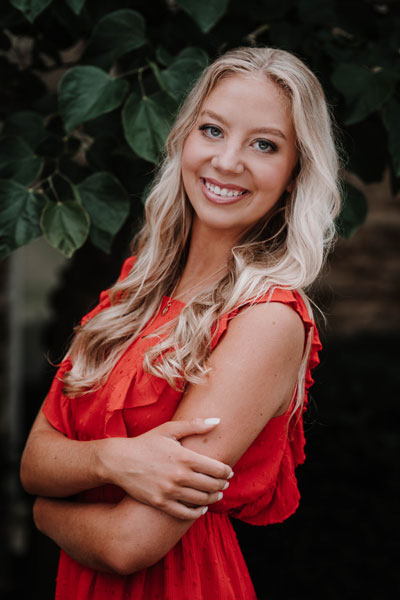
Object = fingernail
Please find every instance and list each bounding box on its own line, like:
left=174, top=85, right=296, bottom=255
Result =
left=217, top=492, right=223, bottom=501
left=222, top=481, right=229, bottom=490
left=204, top=418, right=220, bottom=425
left=201, top=506, right=208, bottom=515
left=227, top=471, right=234, bottom=479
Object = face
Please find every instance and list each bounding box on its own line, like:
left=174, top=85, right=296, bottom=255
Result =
left=181, top=73, right=298, bottom=240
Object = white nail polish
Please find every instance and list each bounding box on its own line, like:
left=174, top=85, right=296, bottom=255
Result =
left=222, top=481, right=229, bottom=490
left=227, top=471, right=234, bottom=479
left=204, top=418, right=220, bottom=425
left=201, top=506, right=208, bottom=515
left=217, top=492, right=223, bottom=501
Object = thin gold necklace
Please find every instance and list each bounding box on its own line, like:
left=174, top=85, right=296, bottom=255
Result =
left=161, top=265, right=227, bottom=315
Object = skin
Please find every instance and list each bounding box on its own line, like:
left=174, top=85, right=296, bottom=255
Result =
left=28, top=73, right=305, bottom=576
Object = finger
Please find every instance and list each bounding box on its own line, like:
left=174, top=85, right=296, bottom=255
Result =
left=160, top=502, right=209, bottom=521
left=185, top=449, right=233, bottom=480
left=184, top=472, right=230, bottom=494
left=161, top=418, right=221, bottom=441
left=176, top=489, right=224, bottom=507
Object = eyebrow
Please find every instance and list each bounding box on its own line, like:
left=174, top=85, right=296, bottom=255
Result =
left=199, top=109, right=287, bottom=140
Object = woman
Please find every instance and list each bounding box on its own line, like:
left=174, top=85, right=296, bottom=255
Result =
left=20, top=46, right=341, bottom=599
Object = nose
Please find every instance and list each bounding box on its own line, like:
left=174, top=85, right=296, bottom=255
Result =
left=211, top=142, right=244, bottom=174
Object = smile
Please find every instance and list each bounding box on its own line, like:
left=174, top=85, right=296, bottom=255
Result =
left=201, top=178, right=250, bottom=205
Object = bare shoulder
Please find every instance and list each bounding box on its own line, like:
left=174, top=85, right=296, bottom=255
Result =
left=214, top=300, right=305, bottom=361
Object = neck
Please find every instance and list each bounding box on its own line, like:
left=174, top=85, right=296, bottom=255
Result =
left=173, top=221, right=235, bottom=302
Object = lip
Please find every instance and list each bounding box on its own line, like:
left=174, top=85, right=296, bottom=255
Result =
left=200, top=177, right=251, bottom=205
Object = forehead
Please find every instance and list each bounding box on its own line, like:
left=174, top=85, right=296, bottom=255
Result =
left=201, top=73, right=292, bottom=126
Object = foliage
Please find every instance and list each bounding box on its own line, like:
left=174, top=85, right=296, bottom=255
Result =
left=0, top=0, right=399, bottom=258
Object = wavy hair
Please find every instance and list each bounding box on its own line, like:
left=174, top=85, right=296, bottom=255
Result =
left=63, top=47, right=341, bottom=416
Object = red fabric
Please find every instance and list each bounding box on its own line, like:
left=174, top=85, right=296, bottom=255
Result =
left=43, top=256, right=321, bottom=600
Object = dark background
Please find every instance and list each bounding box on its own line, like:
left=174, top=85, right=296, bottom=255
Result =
left=0, top=0, right=399, bottom=598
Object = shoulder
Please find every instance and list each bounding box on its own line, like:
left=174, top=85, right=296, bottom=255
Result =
left=212, top=290, right=307, bottom=359
left=219, top=300, right=305, bottom=363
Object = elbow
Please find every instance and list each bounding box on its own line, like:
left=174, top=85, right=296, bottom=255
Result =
left=103, top=540, right=163, bottom=576
left=19, top=456, right=35, bottom=495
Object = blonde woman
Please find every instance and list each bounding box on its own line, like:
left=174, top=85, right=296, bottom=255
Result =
left=20, top=46, right=341, bottom=599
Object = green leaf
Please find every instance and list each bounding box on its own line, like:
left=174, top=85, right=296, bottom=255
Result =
left=331, top=63, right=398, bottom=125
left=65, top=0, right=85, bottom=15
left=77, top=172, right=130, bottom=253
left=59, top=66, right=129, bottom=134
left=122, top=91, right=176, bottom=164
left=176, top=0, right=230, bottom=33
left=84, top=9, right=146, bottom=70
left=3, top=110, right=48, bottom=150
left=8, top=0, right=52, bottom=22
left=41, top=199, right=90, bottom=258
left=0, top=180, right=46, bottom=258
left=0, top=135, right=43, bottom=185
left=155, top=47, right=209, bottom=101
left=382, top=98, right=400, bottom=177
left=337, top=182, right=368, bottom=238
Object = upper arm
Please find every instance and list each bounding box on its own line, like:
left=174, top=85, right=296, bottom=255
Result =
left=173, top=301, right=305, bottom=466
left=110, top=302, right=305, bottom=572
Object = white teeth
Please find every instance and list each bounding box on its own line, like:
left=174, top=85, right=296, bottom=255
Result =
left=204, top=180, right=246, bottom=197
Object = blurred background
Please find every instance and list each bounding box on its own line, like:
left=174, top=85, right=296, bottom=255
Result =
left=0, top=1, right=399, bottom=598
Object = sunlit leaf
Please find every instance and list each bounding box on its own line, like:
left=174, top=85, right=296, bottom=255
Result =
left=155, top=47, right=208, bottom=101
left=77, top=172, right=130, bottom=253
left=122, top=91, right=176, bottom=164
left=41, top=198, right=90, bottom=257
left=59, top=66, right=129, bottom=133
left=0, top=180, right=46, bottom=258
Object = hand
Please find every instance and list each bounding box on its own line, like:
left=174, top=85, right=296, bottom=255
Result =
left=98, top=418, right=233, bottom=520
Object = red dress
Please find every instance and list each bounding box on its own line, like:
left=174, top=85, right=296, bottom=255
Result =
left=43, top=256, right=321, bottom=600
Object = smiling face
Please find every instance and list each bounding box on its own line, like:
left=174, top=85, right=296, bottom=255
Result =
left=181, top=73, right=298, bottom=241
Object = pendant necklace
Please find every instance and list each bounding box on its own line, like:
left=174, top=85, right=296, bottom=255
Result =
left=161, top=264, right=227, bottom=316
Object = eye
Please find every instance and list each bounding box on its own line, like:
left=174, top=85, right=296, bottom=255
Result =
left=199, top=124, right=223, bottom=138
left=253, top=139, right=277, bottom=153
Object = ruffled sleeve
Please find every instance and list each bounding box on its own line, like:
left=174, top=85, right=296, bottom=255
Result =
left=42, top=256, right=137, bottom=436
left=208, top=287, right=322, bottom=526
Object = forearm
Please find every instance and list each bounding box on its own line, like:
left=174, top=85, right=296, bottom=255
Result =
left=34, top=496, right=193, bottom=575
left=20, top=431, right=109, bottom=497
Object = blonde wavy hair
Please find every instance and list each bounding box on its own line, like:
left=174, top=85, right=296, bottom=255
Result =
left=63, top=46, right=341, bottom=415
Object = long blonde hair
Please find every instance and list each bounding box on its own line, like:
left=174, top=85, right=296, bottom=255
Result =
left=63, top=47, right=341, bottom=415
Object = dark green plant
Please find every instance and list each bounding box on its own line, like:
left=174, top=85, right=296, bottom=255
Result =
left=0, top=0, right=399, bottom=258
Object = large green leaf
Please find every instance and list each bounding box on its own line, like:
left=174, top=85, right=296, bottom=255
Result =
left=122, top=91, right=176, bottom=164
left=176, top=0, right=230, bottom=33
left=84, top=9, right=146, bottom=70
left=65, top=0, right=85, bottom=15
left=41, top=199, right=90, bottom=257
left=77, top=172, right=130, bottom=253
left=382, top=99, right=400, bottom=177
left=0, top=180, right=46, bottom=258
left=3, top=110, right=48, bottom=150
left=337, top=182, right=368, bottom=239
left=59, top=66, right=129, bottom=134
left=331, top=63, right=398, bottom=125
left=0, top=135, right=43, bottom=185
left=8, top=0, right=52, bottom=22
left=153, top=47, right=208, bottom=101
